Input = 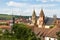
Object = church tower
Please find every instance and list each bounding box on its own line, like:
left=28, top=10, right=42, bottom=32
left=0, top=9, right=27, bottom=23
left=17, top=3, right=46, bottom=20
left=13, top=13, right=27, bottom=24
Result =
left=53, top=15, right=57, bottom=25
left=37, top=9, right=45, bottom=28
left=31, top=10, right=37, bottom=25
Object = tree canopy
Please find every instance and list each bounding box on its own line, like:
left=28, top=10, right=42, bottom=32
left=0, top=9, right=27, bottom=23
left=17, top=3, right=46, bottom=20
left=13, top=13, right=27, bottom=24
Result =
left=56, top=31, right=60, bottom=40
left=1, top=23, right=40, bottom=40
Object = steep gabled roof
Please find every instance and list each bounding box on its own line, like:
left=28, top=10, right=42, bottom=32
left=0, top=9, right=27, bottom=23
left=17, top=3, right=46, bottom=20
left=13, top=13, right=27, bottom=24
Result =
left=32, top=26, right=50, bottom=37
left=45, top=25, right=60, bottom=38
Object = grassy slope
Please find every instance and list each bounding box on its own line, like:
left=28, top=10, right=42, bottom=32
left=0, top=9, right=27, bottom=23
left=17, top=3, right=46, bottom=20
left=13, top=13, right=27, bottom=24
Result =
left=0, top=14, right=12, bottom=20
left=0, top=14, right=31, bottom=20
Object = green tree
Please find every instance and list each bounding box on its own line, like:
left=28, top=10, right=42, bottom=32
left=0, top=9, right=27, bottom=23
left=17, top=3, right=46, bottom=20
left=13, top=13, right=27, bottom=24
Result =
left=1, top=29, right=17, bottom=40
left=12, top=23, right=40, bottom=40
left=56, top=31, right=60, bottom=40
left=49, top=25, right=54, bottom=28
left=1, top=23, right=40, bottom=40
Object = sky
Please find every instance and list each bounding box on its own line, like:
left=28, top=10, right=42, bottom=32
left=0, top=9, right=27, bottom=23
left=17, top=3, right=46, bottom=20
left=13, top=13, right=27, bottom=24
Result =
left=0, top=0, right=60, bottom=17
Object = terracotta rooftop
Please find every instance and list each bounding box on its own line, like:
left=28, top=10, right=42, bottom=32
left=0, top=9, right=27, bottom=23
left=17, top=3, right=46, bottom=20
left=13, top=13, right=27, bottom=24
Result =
left=31, top=21, right=60, bottom=38
left=45, top=25, right=60, bottom=38
left=0, top=25, right=11, bottom=29
left=32, top=26, right=50, bottom=37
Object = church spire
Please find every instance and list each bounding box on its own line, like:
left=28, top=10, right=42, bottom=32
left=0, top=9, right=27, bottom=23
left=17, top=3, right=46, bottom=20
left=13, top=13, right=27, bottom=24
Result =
left=39, top=9, right=45, bottom=17
left=32, top=10, right=37, bottom=25
left=37, top=9, right=45, bottom=28
left=32, top=10, right=36, bottom=17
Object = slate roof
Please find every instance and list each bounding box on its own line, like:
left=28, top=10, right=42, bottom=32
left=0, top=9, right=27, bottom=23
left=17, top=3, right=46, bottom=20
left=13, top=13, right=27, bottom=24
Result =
left=45, top=17, right=54, bottom=25
left=45, top=17, right=60, bottom=25
left=36, top=16, right=60, bottom=25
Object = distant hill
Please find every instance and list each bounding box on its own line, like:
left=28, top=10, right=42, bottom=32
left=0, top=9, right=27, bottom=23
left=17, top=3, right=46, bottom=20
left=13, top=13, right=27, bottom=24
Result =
left=0, top=14, right=12, bottom=20
left=0, top=14, right=31, bottom=20
left=0, top=14, right=19, bottom=20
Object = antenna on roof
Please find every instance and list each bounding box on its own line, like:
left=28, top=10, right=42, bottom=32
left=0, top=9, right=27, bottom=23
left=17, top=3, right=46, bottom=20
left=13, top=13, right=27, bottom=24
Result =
left=11, top=8, right=15, bottom=25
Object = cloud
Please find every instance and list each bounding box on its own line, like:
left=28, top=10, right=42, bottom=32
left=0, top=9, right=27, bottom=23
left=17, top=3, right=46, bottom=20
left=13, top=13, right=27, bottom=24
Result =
left=6, top=1, right=27, bottom=7
left=36, top=0, right=60, bottom=2
left=21, top=0, right=33, bottom=1
left=50, top=0, right=60, bottom=2
left=43, top=9, right=60, bottom=18
left=0, top=1, right=59, bottom=17
left=50, top=0, right=54, bottom=2
left=22, top=0, right=28, bottom=1
left=6, top=1, right=57, bottom=8
left=0, top=7, right=60, bottom=18
left=36, top=0, right=48, bottom=3
left=31, top=4, right=56, bottom=8
left=6, top=1, right=58, bottom=16
left=0, top=8, right=21, bottom=15
left=0, top=8, right=11, bottom=15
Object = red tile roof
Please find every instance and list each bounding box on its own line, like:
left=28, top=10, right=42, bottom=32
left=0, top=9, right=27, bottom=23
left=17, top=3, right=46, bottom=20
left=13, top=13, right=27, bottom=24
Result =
left=0, top=25, right=11, bottom=29
left=32, top=26, right=50, bottom=37
left=45, top=25, right=60, bottom=38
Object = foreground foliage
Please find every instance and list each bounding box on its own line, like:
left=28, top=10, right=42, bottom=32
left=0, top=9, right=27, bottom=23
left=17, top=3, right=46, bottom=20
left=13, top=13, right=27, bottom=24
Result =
left=0, top=23, right=40, bottom=40
left=56, top=31, right=60, bottom=40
